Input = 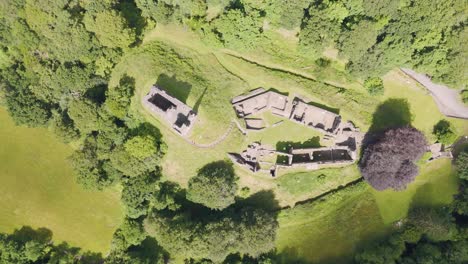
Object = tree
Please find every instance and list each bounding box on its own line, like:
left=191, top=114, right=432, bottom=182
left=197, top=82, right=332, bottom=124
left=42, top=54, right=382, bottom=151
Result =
left=144, top=207, right=278, bottom=263
left=121, top=173, right=161, bottom=218
left=49, top=110, right=80, bottom=143
left=364, top=77, right=384, bottom=96
left=67, top=98, right=101, bottom=134
left=106, top=75, right=135, bottom=118
left=209, top=9, right=263, bottom=50
left=84, top=10, right=136, bottom=49
left=187, top=161, right=238, bottom=210
left=433, top=120, right=457, bottom=145
left=4, top=85, right=51, bottom=127
left=456, top=151, right=468, bottom=181
left=124, top=135, right=158, bottom=160
left=360, top=126, right=427, bottom=191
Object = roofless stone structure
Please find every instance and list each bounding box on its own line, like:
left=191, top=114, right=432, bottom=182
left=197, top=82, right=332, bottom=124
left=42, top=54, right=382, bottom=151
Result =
left=143, top=86, right=196, bottom=136
left=231, top=88, right=341, bottom=134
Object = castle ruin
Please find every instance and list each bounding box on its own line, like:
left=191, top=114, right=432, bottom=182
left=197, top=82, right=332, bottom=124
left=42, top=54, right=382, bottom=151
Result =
left=143, top=86, right=197, bottom=136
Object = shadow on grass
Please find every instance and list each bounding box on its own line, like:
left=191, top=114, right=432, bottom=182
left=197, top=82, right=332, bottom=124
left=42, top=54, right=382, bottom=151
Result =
left=156, top=74, right=192, bottom=104
left=6, top=226, right=103, bottom=263
left=193, top=87, right=207, bottom=113
left=368, top=98, right=412, bottom=133
left=236, top=189, right=281, bottom=211
left=361, top=98, right=412, bottom=149
left=276, top=136, right=321, bottom=152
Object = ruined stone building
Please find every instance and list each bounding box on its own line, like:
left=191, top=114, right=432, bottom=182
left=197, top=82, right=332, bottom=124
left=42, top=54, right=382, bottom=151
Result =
left=231, top=88, right=342, bottom=134
left=143, top=86, right=196, bottom=136
left=228, top=142, right=276, bottom=174
left=232, top=88, right=291, bottom=118
left=229, top=137, right=359, bottom=176
left=289, top=97, right=341, bottom=134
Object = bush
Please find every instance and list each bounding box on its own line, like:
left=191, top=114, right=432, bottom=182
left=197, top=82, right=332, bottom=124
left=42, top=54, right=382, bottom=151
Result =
left=364, top=77, right=384, bottom=96
left=433, top=119, right=457, bottom=145
left=461, top=90, right=468, bottom=105
left=360, top=126, right=427, bottom=191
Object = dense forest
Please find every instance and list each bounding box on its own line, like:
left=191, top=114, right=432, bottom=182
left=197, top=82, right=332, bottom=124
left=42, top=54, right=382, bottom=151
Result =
left=0, top=0, right=466, bottom=263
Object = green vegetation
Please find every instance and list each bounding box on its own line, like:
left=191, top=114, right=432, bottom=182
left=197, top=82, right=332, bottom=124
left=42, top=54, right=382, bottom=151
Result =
left=364, top=77, right=384, bottom=96
left=187, top=161, right=238, bottom=210
left=0, top=109, right=122, bottom=253
left=433, top=119, right=458, bottom=145
left=355, top=154, right=468, bottom=264
left=1, top=0, right=467, bottom=263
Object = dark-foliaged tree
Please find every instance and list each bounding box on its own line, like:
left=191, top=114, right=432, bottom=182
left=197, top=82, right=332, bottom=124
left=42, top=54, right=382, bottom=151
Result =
left=360, top=126, right=427, bottom=191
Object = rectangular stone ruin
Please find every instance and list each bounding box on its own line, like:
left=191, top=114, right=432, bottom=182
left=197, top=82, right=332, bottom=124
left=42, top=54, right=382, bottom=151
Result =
left=231, top=88, right=343, bottom=135
left=143, top=86, right=197, bottom=137
left=231, top=88, right=290, bottom=118
left=289, top=97, right=341, bottom=134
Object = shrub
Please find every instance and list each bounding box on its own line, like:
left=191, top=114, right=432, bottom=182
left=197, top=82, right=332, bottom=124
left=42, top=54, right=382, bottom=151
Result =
left=433, top=119, right=457, bottom=145
left=461, top=90, right=468, bottom=105
left=364, top=77, right=384, bottom=96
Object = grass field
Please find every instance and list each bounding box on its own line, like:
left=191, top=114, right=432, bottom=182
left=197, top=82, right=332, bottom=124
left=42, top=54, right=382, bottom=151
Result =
left=277, top=158, right=459, bottom=263
left=110, top=23, right=465, bottom=263
left=0, top=108, right=123, bottom=253
left=372, top=158, right=458, bottom=224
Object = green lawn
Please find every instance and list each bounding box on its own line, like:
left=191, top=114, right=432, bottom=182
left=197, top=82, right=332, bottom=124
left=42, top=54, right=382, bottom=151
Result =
left=372, top=158, right=458, bottom=224
left=276, top=165, right=362, bottom=204
left=277, top=183, right=389, bottom=264
left=0, top=108, right=123, bottom=253
left=276, top=158, right=459, bottom=263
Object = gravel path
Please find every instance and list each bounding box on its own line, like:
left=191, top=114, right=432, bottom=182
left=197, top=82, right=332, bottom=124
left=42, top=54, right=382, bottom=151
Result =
left=401, top=68, right=468, bottom=119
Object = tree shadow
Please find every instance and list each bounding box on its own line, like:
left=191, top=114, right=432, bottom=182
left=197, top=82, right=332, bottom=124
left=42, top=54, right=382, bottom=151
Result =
left=127, top=237, right=169, bottom=263
left=368, top=98, right=412, bottom=133
left=193, top=87, right=207, bottom=113
left=7, top=226, right=104, bottom=263
left=85, top=83, right=108, bottom=105
left=450, top=136, right=468, bottom=159
left=275, top=247, right=311, bottom=264
left=10, top=226, right=52, bottom=244
left=118, top=0, right=147, bottom=40
left=276, top=136, right=321, bottom=152
left=236, top=189, right=281, bottom=211
left=156, top=74, right=192, bottom=104
left=361, top=98, right=412, bottom=150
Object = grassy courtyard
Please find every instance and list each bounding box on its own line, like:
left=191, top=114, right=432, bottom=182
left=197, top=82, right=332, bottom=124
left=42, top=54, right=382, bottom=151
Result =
left=0, top=108, right=123, bottom=253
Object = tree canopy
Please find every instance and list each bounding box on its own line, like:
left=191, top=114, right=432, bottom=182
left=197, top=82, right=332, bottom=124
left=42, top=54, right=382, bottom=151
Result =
left=360, top=126, right=427, bottom=191
left=187, top=161, right=238, bottom=210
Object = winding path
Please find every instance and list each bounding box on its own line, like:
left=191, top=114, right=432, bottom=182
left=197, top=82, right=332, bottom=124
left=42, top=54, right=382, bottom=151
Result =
left=400, top=68, right=468, bottom=119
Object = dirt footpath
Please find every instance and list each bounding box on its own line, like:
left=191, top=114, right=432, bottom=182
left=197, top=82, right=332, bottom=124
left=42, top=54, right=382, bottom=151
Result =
left=400, top=68, right=468, bottom=119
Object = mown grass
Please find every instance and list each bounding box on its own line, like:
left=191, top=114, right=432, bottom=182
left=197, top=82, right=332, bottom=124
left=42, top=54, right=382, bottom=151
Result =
left=0, top=108, right=123, bottom=253
left=382, top=70, right=468, bottom=139
left=276, top=165, right=362, bottom=204
left=372, top=158, right=458, bottom=224
left=276, top=158, right=459, bottom=263
left=277, top=183, right=389, bottom=264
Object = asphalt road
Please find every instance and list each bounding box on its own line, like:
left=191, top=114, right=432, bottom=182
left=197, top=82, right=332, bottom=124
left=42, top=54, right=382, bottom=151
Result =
left=401, top=68, right=468, bottom=119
